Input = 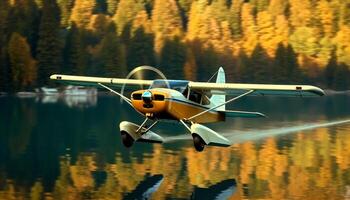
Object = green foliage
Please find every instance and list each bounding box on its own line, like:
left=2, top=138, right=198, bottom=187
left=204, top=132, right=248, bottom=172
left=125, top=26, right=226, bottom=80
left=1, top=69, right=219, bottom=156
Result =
left=36, top=0, right=62, bottom=85
left=127, top=27, right=155, bottom=69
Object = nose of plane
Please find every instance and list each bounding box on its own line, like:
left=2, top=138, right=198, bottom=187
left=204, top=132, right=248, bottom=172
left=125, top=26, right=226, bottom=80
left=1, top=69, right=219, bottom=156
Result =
left=142, top=90, right=152, bottom=104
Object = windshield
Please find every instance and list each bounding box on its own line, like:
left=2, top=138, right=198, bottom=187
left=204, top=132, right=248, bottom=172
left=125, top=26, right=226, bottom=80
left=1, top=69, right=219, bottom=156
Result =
left=150, top=80, right=189, bottom=93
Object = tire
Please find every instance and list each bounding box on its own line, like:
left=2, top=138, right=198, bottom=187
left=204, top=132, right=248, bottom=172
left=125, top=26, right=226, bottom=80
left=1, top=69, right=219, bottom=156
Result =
left=192, top=134, right=205, bottom=152
left=121, top=131, right=134, bottom=148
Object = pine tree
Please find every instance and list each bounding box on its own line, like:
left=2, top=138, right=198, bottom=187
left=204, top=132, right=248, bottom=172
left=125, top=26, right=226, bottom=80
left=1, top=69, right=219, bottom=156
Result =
left=324, top=50, right=337, bottom=88
left=98, top=31, right=127, bottom=77
left=160, top=37, right=186, bottom=79
left=62, top=23, right=84, bottom=75
left=8, top=33, right=37, bottom=90
left=272, top=43, right=300, bottom=83
left=36, top=0, right=62, bottom=85
left=127, top=27, right=155, bottom=69
left=333, top=64, right=350, bottom=90
left=6, top=0, right=40, bottom=49
left=249, top=43, right=271, bottom=83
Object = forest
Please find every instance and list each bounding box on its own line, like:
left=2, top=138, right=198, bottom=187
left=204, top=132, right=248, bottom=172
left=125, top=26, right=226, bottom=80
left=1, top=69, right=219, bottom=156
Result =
left=0, top=0, right=350, bottom=92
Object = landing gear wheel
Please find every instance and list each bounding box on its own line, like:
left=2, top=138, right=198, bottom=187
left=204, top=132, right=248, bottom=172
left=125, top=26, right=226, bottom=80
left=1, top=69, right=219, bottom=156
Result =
left=121, top=131, right=134, bottom=148
left=192, top=134, right=206, bottom=152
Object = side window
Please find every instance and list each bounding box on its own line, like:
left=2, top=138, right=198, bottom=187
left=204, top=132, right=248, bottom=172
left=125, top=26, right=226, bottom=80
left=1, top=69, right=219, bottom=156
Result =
left=189, top=90, right=202, bottom=104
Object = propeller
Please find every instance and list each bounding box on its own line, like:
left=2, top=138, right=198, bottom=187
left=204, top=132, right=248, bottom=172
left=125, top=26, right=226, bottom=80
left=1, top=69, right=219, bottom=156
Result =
left=120, top=66, right=170, bottom=104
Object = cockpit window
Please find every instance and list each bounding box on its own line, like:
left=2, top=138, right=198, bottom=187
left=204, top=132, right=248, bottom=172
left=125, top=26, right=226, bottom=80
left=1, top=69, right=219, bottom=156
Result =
left=150, top=80, right=189, bottom=93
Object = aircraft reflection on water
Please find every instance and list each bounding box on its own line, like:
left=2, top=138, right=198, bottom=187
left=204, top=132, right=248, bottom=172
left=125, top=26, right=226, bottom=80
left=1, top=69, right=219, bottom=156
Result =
left=123, top=174, right=237, bottom=200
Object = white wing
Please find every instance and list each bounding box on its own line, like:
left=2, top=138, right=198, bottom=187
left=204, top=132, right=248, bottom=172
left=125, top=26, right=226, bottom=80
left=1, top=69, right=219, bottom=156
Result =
left=189, top=82, right=325, bottom=97
left=50, top=74, right=153, bottom=88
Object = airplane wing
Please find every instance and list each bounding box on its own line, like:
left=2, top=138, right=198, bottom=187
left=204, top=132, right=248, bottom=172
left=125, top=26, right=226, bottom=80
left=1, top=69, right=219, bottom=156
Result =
left=188, top=82, right=325, bottom=97
left=50, top=74, right=153, bottom=89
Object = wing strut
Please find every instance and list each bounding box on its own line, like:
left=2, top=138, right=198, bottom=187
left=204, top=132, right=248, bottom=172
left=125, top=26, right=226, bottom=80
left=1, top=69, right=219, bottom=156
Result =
left=98, top=83, right=133, bottom=107
left=186, top=90, right=254, bottom=121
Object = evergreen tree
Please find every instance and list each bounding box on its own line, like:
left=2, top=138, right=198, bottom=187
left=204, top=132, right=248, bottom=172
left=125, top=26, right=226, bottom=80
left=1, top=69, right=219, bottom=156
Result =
left=36, top=0, right=62, bottom=85
left=127, top=27, right=155, bottom=69
left=249, top=43, right=271, bottom=83
left=7, top=0, right=40, bottom=49
left=62, top=23, right=84, bottom=75
left=98, top=31, right=127, bottom=77
left=333, top=64, right=350, bottom=90
left=324, top=50, right=337, bottom=88
left=272, top=43, right=300, bottom=83
left=8, top=33, right=37, bottom=90
left=160, top=37, right=186, bottom=79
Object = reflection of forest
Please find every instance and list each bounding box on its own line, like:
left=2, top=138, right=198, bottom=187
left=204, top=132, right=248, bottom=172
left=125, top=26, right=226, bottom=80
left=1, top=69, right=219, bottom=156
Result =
left=1, top=126, right=350, bottom=199
left=1, top=96, right=350, bottom=199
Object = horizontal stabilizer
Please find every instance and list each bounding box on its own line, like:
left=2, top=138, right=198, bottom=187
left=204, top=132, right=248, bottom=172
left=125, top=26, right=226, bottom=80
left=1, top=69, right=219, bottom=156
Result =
left=221, top=110, right=266, bottom=118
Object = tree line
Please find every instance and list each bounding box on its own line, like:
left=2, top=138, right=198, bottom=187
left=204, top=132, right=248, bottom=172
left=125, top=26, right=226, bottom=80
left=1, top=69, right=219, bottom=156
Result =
left=0, top=0, right=350, bottom=92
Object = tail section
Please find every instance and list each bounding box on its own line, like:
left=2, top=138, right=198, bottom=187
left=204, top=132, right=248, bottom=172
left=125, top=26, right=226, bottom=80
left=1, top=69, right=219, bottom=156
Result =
left=210, top=67, right=226, bottom=110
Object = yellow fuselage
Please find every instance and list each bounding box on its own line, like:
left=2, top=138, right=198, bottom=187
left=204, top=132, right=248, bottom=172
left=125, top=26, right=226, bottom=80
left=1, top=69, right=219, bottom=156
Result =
left=131, top=89, right=224, bottom=123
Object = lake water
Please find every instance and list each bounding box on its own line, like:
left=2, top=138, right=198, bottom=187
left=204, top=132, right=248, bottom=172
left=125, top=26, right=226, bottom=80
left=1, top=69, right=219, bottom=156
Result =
left=1, top=94, right=350, bottom=199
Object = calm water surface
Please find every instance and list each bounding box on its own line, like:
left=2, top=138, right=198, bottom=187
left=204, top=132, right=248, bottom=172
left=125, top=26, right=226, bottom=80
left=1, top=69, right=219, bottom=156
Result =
left=1, top=94, right=350, bottom=199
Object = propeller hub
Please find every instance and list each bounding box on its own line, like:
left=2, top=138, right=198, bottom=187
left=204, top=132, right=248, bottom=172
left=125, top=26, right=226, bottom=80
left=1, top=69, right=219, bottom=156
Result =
left=142, top=90, right=152, bottom=104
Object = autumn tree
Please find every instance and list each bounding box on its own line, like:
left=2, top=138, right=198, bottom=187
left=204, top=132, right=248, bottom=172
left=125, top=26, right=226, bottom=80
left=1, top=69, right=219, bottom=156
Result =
left=241, top=3, right=258, bottom=56
left=151, top=0, right=184, bottom=57
left=107, top=0, right=118, bottom=15
left=257, top=11, right=276, bottom=57
left=230, top=0, right=243, bottom=39
left=70, top=0, right=96, bottom=28
left=8, top=33, right=37, bottom=90
left=57, top=0, right=74, bottom=28
left=113, top=0, right=144, bottom=35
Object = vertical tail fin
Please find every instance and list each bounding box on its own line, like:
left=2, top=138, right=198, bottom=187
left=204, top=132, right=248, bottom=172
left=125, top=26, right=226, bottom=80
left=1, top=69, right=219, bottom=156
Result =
left=210, top=67, right=226, bottom=110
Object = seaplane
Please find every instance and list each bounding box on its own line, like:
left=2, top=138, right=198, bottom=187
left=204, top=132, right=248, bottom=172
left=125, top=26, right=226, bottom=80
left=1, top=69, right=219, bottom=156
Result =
left=50, top=66, right=325, bottom=151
